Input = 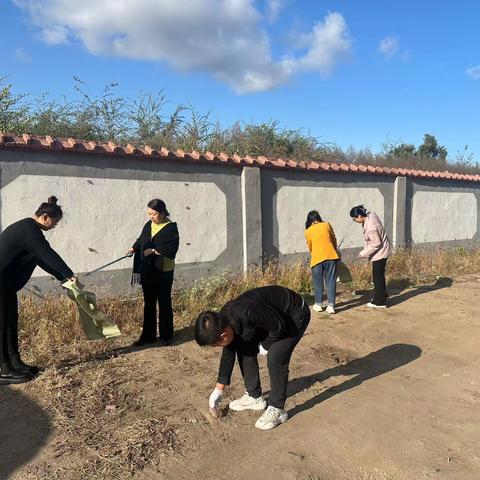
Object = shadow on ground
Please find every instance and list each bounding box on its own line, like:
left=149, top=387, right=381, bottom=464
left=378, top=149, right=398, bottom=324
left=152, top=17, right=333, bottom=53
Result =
left=287, top=343, right=422, bottom=418
left=0, top=387, right=52, bottom=478
left=387, top=277, right=453, bottom=307
left=58, top=324, right=195, bottom=370
left=336, top=277, right=453, bottom=312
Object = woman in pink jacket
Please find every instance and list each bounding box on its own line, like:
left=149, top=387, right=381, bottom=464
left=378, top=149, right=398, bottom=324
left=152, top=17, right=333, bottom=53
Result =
left=350, top=205, right=391, bottom=308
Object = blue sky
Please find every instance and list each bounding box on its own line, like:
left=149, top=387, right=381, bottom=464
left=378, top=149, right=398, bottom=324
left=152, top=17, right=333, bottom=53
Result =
left=1, top=0, right=480, bottom=162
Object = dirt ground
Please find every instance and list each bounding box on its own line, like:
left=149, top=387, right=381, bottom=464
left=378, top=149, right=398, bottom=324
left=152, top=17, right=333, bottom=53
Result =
left=1, top=275, right=480, bottom=480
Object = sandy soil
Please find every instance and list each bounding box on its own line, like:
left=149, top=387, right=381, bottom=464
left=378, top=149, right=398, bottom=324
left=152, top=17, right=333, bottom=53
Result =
left=2, top=275, right=480, bottom=480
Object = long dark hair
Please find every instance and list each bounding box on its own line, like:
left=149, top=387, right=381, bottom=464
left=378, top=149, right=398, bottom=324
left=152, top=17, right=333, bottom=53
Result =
left=349, top=205, right=368, bottom=218
left=305, top=210, right=323, bottom=229
left=147, top=198, right=170, bottom=216
left=35, top=196, right=63, bottom=219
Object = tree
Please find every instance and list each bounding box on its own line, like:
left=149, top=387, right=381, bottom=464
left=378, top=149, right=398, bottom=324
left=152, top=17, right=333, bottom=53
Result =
left=417, top=133, right=448, bottom=160
left=387, top=143, right=416, bottom=157
left=0, top=76, right=30, bottom=133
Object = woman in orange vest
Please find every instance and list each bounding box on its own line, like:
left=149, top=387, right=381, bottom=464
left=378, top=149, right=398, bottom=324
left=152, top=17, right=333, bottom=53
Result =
left=304, top=211, right=340, bottom=314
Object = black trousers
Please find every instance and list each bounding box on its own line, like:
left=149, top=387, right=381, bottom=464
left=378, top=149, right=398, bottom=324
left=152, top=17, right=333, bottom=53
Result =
left=0, top=288, right=20, bottom=365
left=372, top=258, right=388, bottom=305
left=237, top=303, right=311, bottom=409
left=141, top=270, right=174, bottom=342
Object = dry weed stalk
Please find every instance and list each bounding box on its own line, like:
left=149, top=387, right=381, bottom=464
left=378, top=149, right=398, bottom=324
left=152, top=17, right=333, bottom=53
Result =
left=18, top=246, right=479, bottom=368
left=12, top=246, right=479, bottom=479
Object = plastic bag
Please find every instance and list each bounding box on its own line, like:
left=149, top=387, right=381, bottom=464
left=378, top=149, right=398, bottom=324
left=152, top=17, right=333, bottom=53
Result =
left=62, top=280, right=121, bottom=340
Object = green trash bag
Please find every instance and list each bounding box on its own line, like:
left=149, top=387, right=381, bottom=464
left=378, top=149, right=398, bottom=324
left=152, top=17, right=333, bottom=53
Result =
left=62, top=280, right=122, bottom=340
left=337, top=261, right=353, bottom=283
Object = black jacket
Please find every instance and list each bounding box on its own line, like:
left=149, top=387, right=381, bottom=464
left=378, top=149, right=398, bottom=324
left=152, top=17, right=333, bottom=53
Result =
left=132, top=221, right=179, bottom=284
left=217, top=286, right=305, bottom=385
left=0, top=218, right=73, bottom=291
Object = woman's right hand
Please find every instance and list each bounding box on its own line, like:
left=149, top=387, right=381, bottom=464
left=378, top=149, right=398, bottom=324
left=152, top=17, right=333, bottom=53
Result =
left=126, top=247, right=135, bottom=256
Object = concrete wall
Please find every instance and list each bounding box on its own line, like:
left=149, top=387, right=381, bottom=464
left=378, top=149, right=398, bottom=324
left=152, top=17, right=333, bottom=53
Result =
left=260, top=169, right=394, bottom=262
left=406, top=178, right=479, bottom=246
left=0, top=149, right=479, bottom=295
left=0, top=150, right=243, bottom=294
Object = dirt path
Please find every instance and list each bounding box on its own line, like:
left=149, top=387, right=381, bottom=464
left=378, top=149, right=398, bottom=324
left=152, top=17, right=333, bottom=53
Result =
left=2, top=276, right=480, bottom=479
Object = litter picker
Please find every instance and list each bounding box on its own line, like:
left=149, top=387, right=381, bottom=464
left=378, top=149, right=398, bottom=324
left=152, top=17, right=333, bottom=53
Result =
left=336, top=219, right=355, bottom=283
left=337, top=219, right=355, bottom=250
left=82, top=252, right=134, bottom=278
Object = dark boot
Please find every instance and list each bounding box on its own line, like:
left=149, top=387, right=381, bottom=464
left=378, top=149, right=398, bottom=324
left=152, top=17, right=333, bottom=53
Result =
left=0, top=361, right=33, bottom=385
left=132, top=336, right=157, bottom=347
left=9, top=352, right=40, bottom=376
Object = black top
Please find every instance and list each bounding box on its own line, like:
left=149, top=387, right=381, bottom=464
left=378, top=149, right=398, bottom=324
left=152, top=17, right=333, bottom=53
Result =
left=0, top=218, right=73, bottom=291
left=217, top=286, right=305, bottom=385
left=132, top=220, right=179, bottom=284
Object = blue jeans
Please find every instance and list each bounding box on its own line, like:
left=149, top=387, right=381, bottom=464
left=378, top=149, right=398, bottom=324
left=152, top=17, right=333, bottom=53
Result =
left=312, top=260, right=338, bottom=306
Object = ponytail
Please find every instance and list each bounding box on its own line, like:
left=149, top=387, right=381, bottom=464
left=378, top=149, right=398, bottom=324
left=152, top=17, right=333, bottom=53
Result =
left=35, top=196, right=63, bottom=219
left=349, top=204, right=368, bottom=218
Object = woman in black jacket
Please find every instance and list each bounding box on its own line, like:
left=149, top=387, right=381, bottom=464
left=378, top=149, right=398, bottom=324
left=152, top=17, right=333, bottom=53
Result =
left=128, top=199, right=179, bottom=347
left=0, top=196, right=76, bottom=385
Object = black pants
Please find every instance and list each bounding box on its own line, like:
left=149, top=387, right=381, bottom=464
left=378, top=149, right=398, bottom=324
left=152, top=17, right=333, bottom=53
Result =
left=141, top=270, right=174, bottom=342
left=372, top=258, right=388, bottom=305
left=0, top=288, right=20, bottom=366
left=237, top=303, right=311, bottom=409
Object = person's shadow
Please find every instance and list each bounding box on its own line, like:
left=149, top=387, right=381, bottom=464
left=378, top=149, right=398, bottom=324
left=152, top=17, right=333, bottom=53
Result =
left=58, top=325, right=195, bottom=370
left=0, top=387, right=52, bottom=478
left=286, top=343, right=422, bottom=418
left=387, top=277, right=452, bottom=307
left=336, top=277, right=453, bottom=312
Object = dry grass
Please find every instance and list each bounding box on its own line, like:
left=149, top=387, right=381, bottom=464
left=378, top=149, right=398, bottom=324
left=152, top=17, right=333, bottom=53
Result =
left=20, top=358, right=181, bottom=479
left=10, top=246, right=479, bottom=479
left=349, top=245, right=480, bottom=289
left=19, top=246, right=480, bottom=368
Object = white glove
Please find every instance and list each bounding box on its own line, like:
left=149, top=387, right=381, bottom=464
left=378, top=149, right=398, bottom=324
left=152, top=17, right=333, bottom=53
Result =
left=209, top=387, right=223, bottom=408
left=259, top=344, right=268, bottom=356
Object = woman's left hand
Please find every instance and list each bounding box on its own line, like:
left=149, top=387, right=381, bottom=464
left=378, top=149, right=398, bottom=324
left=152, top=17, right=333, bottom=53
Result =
left=143, top=248, right=158, bottom=256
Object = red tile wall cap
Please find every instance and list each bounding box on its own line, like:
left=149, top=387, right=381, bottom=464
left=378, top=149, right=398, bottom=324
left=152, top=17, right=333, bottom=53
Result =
left=204, top=151, right=216, bottom=161
left=269, top=158, right=286, bottom=168
left=256, top=156, right=269, bottom=166
left=306, top=161, right=320, bottom=170
left=320, top=162, right=331, bottom=171
left=286, top=159, right=301, bottom=168
left=1, top=133, right=480, bottom=182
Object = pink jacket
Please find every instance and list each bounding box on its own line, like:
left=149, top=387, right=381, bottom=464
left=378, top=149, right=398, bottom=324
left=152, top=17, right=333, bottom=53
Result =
left=359, top=212, right=391, bottom=262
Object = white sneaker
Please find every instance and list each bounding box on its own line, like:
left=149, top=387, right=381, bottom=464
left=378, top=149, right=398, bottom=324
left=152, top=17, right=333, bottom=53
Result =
left=255, top=406, right=288, bottom=430
left=326, top=305, right=335, bottom=314
left=312, top=303, right=323, bottom=312
left=367, top=302, right=387, bottom=309
left=229, top=393, right=267, bottom=411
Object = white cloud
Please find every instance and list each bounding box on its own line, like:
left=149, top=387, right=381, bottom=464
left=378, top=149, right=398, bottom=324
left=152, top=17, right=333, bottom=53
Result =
left=12, top=0, right=352, bottom=94
left=14, top=47, right=31, bottom=62
left=297, top=13, right=352, bottom=76
left=266, top=0, right=283, bottom=22
left=378, top=35, right=399, bottom=58
left=40, top=25, right=69, bottom=45
left=466, top=65, right=480, bottom=79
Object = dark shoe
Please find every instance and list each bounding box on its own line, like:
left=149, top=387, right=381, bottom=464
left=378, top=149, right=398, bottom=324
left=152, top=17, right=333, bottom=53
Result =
left=0, top=363, right=33, bottom=385
left=158, top=338, right=172, bottom=347
left=9, top=355, right=40, bottom=376
left=132, top=337, right=157, bottom=347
